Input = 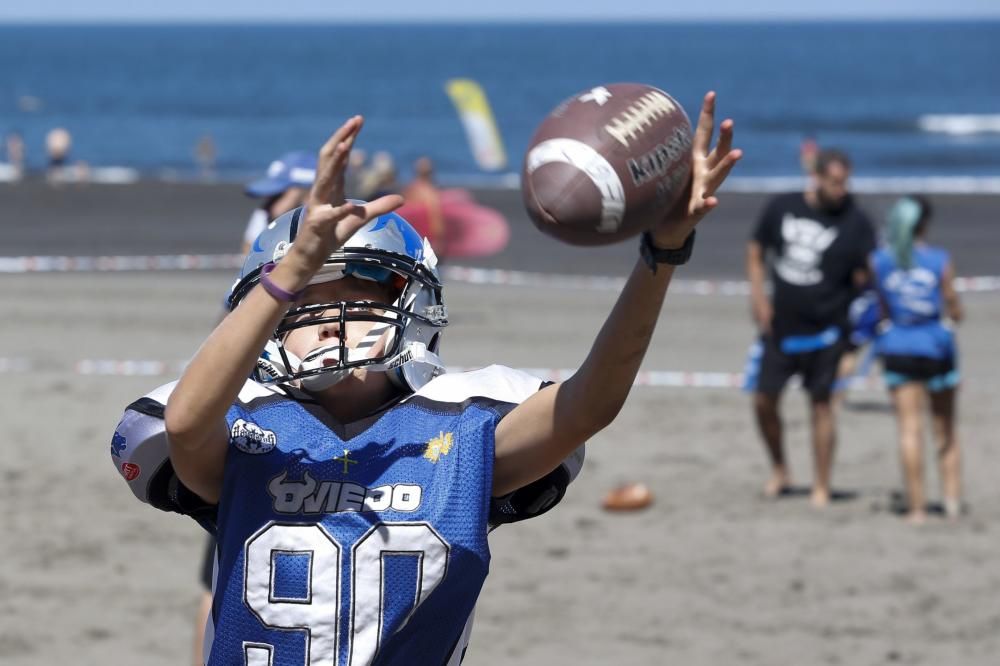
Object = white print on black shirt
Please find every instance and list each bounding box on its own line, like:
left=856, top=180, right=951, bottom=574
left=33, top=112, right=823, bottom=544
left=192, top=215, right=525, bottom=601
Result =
left=775, top=214, right=840, bottom=286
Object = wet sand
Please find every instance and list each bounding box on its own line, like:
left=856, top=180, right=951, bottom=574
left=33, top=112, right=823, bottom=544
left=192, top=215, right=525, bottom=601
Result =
left=4, top=180, right=1000, bottom=279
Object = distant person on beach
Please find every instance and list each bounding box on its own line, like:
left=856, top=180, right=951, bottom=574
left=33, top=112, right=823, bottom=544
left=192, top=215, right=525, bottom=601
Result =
left=747, top=149, right=875, bottom=506
left=344, top=147, right=368, bottom=199
left=46, top=127, right=71, bottom=170
left=870, top=196, right=963, bottom=524
left=239, top=151, right=317, bottom=255
left=358, top=150, right=398, bottom=200
left=393, top=157, right=512, bottom=262
left=402, top=156, right=447, bottom=256
left=45, top=127, right=89, bottom=183
left=835, top=286, right=881, bottom=397
left=4, top=131, right=25, bottom=181
left=191, top=537, right=216, bottom=666
left=195, top=135, right=217, bottom=180
left=801, top=136, right=878, bottom=400
left=800, top=135, right=819, bottom=176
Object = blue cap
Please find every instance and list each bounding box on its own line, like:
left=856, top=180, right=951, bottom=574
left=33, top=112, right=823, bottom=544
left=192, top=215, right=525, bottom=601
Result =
left=245, top=151, right=317, bottom=198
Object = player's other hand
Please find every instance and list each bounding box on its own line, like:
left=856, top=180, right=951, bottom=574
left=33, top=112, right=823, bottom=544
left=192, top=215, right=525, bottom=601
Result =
left=752, top=298, right=774, bottom=335
left=649, top=92, right=741, bottom=249
left=287, top=116, right=404, bottom=275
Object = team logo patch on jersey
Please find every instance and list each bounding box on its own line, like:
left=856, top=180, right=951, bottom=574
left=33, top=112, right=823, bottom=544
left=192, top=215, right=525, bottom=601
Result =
left=423, top=431, right=454, bottom=463
left=111, top=430, right=127, bottom=458
left=120, top=462, right=141, bottom=482
left=230, top=419, right=277, bottom=454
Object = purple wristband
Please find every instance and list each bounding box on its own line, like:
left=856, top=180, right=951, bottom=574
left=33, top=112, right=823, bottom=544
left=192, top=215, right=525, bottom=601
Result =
left=259, top=263, right=304, bottom=302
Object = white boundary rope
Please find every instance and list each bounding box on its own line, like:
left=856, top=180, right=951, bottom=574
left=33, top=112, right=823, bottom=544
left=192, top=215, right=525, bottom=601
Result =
left=2, top=253, right=999, bottom=295
left=0, top=357, right=885, bottom=391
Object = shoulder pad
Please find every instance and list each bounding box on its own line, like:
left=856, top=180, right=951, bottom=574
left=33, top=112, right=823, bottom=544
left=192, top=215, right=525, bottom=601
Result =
left=111, top=381, right=176, bottom=505
left=412, top=365, right=543, bottom=405
left=111, top=380, right=220, bottom=532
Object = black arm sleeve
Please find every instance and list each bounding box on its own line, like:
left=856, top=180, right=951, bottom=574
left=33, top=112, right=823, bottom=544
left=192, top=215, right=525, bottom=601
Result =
left=488, top=379, right=584, bottom=530
left=488, top=463, right=572, bottom=530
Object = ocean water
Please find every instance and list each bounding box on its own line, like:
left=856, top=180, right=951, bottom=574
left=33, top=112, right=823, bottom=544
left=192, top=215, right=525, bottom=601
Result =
left=0, top=22, right=998, bottom=184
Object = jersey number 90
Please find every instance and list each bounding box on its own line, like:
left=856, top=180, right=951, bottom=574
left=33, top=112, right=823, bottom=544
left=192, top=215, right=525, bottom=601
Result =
left=242, top=521, right=450, bottom=666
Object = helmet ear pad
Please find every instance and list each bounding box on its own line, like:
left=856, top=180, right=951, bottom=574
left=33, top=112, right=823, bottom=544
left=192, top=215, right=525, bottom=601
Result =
left=387, top=295, right=446, bottom=392
left=254, top=340, right=291, bottom=383
left=390, top=355, right=442, bottom=392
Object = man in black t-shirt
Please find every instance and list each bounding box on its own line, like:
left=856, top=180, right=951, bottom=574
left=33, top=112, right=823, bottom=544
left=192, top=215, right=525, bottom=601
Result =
left=747, top=149, right=875, bottom=507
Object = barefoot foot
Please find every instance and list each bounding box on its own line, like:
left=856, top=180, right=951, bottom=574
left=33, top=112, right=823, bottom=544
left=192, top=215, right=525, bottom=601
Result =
left=764, top=471, right=791, bottom=498
left=943, top=498, right=962, bottom=521
left=810, top=487, right=830, bottom=508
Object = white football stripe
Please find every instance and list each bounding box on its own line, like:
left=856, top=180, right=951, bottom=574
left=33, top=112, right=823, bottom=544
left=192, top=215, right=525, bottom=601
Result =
left=525, top=138, right=626, bottom=233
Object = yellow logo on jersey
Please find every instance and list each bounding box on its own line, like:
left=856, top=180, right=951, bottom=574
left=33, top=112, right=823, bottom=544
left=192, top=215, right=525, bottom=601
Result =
left=423, top=431, right=454, bottom=463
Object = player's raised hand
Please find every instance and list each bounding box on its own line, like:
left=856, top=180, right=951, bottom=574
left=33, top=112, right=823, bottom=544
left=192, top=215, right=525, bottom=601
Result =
left=293, top=116, right=404, bottom=272
left=650, top=91, right=742, bottom=248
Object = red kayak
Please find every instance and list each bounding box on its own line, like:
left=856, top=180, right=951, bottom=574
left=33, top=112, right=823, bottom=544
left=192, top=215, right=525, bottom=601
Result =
left=396, top=188, right=510, bottom=259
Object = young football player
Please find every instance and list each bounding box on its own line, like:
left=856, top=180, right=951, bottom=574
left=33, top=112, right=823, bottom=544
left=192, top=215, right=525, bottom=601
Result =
left=112, top=94, right=739, bottom=664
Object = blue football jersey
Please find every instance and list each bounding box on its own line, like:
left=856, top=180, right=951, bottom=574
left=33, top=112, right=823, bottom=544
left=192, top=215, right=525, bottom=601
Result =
left=872, top=245, right=956, bottom=360
left=207, top=365, right=541, bottom=666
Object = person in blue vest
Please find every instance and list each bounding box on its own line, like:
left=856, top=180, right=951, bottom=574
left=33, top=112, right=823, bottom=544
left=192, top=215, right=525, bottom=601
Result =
left=111, top=98, right=741, bottom=665
left=871, top=195, right=963, bottom=524
left=240, top=151, right=319, bottom=256
left=747, top=149, right=876, bottom=506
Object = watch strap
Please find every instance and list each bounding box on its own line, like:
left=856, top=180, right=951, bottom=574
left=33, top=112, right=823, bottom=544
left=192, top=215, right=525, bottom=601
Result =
left=640, top=230, right=696, bottom=272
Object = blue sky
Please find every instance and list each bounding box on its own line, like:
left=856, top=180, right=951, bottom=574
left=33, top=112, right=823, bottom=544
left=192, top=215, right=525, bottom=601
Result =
left=2, top=0, right=1000, bottom=22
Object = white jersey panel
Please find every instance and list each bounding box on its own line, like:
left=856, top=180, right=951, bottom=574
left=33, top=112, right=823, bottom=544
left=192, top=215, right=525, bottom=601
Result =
left=413, top=365, right=544, bottom=405
left=414, top=364, right=586, bottom=491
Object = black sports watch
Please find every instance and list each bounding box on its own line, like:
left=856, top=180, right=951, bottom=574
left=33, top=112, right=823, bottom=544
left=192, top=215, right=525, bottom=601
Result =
left=639, top=230, right=696, bottom=272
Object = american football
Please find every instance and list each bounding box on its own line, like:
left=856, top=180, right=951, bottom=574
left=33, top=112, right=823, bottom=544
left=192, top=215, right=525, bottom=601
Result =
left=521, top=83, right=694, bottom=245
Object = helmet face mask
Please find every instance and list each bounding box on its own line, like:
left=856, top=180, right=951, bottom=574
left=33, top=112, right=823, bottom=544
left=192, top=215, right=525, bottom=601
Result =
left=230, top=206, right=448, bottom=392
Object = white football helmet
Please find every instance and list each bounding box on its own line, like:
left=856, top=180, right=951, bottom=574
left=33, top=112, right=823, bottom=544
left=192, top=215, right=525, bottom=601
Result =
left=228, top=205, right=448, bottom=392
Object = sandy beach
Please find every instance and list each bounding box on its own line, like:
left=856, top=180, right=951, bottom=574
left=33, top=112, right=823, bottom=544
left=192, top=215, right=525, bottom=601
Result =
left=1, top=181, right=998, bottom=665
